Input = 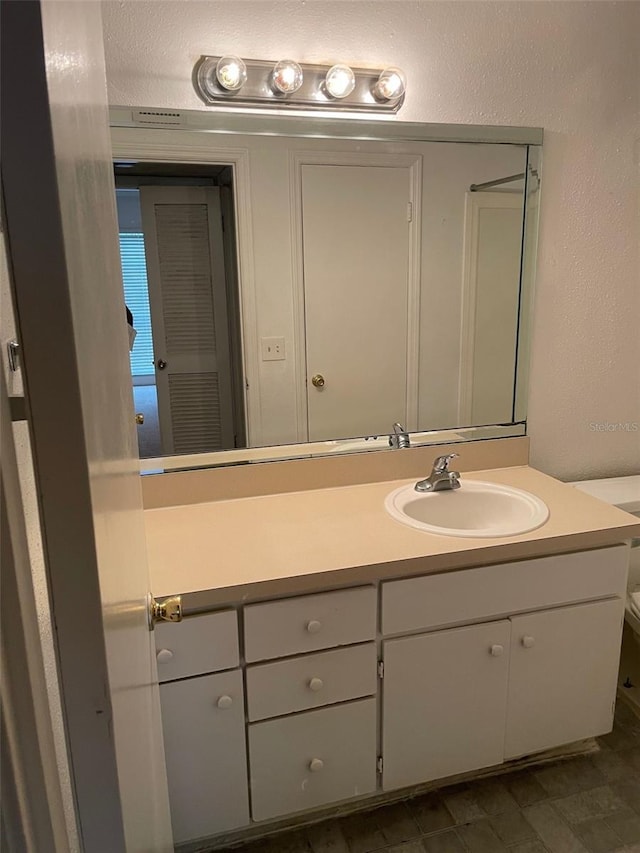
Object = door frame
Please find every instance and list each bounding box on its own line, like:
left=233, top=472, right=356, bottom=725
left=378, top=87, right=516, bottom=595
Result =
left=289, top=151, right=422, bottom=439
left=110, top=129, right=259, bottom=444
left=1, top=2, right=173, bottom=849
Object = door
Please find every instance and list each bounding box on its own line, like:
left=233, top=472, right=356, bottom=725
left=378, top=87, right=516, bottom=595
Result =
left=505, top=599, right=624, bottom=759
left=382, top=621, right=510, bottom=791
left=459, top=192, right=524, bottom=425
left=140, top=186, right=235, bottom=455
left=160, top=670, right=250, bottom=842
left=301, top=164, right=412, bottom=440
left=1, top=2, right=173, bottom=850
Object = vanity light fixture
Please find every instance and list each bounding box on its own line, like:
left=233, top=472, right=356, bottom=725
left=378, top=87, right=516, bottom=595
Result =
left=194, top=56, right=407, bottom=113
left=215, top=55, right=247, bottom=92
left=324, top=64, right=356, bottom=99
left=272, top=59, right=304, bottom=94
left=373, top=67, right=407, bottom=102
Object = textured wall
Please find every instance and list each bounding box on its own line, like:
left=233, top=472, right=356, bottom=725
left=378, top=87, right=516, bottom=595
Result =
left=102, top=0, right=640, bottom=480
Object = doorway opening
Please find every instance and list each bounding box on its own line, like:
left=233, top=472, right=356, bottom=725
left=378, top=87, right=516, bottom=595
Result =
left=114, top=162, right=246, bottom=458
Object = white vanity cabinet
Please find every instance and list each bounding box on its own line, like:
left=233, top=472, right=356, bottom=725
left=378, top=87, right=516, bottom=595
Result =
left=381, top=545, right=628, bottom=795
left=160, top=670, right=250, bottom=843
left=505, top=598, right=623, bottom=759
left=155, top=610, right=250, bottom=843
left=245, top=587, right=379, bottom=822
left=154, top=545, right=630, bottom=846
left=382, top=620, right=512, bottom=791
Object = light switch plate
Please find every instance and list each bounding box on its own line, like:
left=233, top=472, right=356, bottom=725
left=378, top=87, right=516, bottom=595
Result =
left=261, top=337, right=285, bottom=361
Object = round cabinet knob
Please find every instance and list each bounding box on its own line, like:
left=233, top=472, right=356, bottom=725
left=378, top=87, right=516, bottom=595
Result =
left=306, top=619, right=322, bottom=634
left=309, top=758, right=324, bottom=773
left=217, top=695, right=233, bottom=710
left=156, top=648, right=173, bottom=664
left=490, top=644, right=504, bottom=657
left=308, top=677, right=324, bottom=692
left=521, top=635, right=535, bottom=649
left=157, top=359, right=167, bottom=370
left=311, top=374, right=325, bottom=389
left=135, top=413, right=145, bottom=425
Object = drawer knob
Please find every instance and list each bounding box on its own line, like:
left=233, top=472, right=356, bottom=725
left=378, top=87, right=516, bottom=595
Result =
left=309, top=758, right=324, bottom=773
left=217, top=695, right=233, bottom=710
left=306, top=620, right=322, bottom=634
left=490, top=644, right=504, bottom=657
left=522, top=635, right=535, bottom=649
left=156, top=648, right=174, bottom=664
left=308, top=677, right=324, bottom=692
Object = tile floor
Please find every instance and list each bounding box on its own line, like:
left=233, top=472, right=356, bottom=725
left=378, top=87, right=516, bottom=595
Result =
left=217, top=701, right=640, bottom=853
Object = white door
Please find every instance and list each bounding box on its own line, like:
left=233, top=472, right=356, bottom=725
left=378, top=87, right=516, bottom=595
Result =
left=160, top=670, right=250, bottom=842
left=505, top=599, right=624, bottom=759
left=141, top=186, right=235, bottom=455
left=1, top=2, right=173, bottom=850
left=382, top=621, right=510, bottom=791
left=301, top=165, right=412, bottom=440
left=459, top=192, right=524, bottom=425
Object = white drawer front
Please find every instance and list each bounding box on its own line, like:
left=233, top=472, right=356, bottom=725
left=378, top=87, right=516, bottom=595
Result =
left=155, top=609, right=238, bottom=682
left=246, top=643, right=377, bottom=721
left=160, top=670, right=249, bottom=842
left=244, top=586, right=377, bottom=662
left=382, top=545, right=628, bottom=635
left=249, top=698, right=377, bottom=822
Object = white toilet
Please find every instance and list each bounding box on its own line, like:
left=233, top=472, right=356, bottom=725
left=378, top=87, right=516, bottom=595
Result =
left=570, top=475, right=640, bottom=655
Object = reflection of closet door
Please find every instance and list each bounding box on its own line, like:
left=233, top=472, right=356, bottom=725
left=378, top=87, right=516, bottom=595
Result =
left=140, top=186, right=234, bottom=455
left=301, top=165, right=412, bottom=441
left=459, top=191, right=524, bottom=426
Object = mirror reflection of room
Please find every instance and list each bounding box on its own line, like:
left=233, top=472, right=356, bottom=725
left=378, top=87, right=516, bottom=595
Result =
left=113, top=137, right=532, bottom=461
left=115, top=164, right=245, bottom=458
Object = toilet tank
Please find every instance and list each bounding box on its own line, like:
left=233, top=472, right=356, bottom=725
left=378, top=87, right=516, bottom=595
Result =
left=570, top=475, right=640, bottom=587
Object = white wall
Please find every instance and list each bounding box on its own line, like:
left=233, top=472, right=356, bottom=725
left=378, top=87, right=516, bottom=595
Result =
left=102, top=0, right=640, bottom=479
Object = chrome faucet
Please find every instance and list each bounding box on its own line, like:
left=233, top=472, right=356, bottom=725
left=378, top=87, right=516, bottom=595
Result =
left=389, top=423, right=410, bottom=449
left=415, top=453, right=461, bottom=492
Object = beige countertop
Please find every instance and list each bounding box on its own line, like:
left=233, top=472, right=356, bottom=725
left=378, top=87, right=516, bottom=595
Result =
left=144, top=465, right=640, bottom=608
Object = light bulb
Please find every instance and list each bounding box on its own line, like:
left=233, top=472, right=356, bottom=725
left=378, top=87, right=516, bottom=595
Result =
left=324, top=64, right=356, bottom=99
left=272, top=59, right=303, bottom=94
left=215, top=55, right=247, bottom=92
left=373, top=67, right=407, bottom=101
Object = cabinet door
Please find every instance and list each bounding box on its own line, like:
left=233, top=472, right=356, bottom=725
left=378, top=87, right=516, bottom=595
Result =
left=382, top=621, right=510, bottom=791
left=160, top=670, right=249, bottom=843
left=505, top=599, right=624, bottom=760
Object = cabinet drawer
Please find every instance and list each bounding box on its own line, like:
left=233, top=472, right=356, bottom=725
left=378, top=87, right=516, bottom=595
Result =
left=155, top=609, right=238, bottom=682
left=246, top=643, right=377, bottom=721
left=382, top=545, right=628, bottom=635
left=160, top=670, right=249, bottom=842
left=244, top=586, right=377, bottom=662
left=249, top=698, right=377, bottom=821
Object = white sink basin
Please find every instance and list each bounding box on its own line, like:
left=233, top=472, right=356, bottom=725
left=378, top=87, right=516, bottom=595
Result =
left=385, top=480, right=549, bottom=538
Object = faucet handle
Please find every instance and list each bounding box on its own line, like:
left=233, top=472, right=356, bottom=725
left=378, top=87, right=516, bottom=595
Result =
left=433, top=452, right=459, bottom=473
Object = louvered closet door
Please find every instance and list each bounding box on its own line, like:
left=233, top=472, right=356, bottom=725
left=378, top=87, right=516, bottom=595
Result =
left=140, top=186, right=234, bottom=455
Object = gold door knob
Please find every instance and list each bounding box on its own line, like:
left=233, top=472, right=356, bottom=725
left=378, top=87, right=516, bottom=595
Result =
left=311, top=374, right=325, bottom=388
left=135, top=413, right=145, bottom=425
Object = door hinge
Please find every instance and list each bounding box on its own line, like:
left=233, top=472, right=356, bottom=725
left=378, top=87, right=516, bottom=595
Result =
left=407, top=202, right=413, bottom=222
left=7, top=341, right=20, bottom=372
left=148, top=594, right=182, bottom=630
left=377, top=660, right=384, bottom=679
left=377, top=756, right=383, bottom=774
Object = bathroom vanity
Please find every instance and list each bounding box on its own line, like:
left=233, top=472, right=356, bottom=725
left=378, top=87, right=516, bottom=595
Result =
left=143, top=448, right=640, bottom=848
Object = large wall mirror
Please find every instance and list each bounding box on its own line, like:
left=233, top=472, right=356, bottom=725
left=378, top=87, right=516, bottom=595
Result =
left=109, top=110, right=542, bottom=471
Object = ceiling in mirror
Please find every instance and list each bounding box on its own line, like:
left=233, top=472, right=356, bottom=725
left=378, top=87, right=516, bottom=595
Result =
left=110, top=109, right=542, bottom=471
